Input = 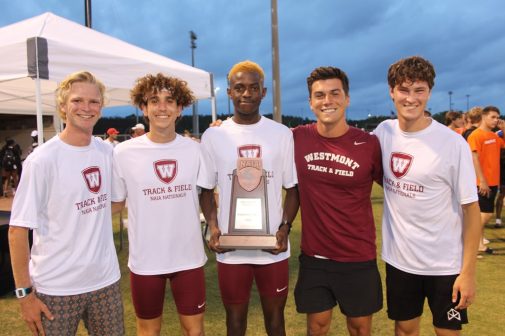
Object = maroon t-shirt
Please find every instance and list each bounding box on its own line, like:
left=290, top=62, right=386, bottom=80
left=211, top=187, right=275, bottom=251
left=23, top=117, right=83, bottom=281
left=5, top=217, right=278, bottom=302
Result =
left=293, top=124, right=383, bottom=262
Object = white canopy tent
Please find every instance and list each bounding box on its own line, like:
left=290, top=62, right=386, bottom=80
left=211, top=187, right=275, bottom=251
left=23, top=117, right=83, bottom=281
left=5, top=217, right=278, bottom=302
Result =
left=0, top=12, right=216, bottom=143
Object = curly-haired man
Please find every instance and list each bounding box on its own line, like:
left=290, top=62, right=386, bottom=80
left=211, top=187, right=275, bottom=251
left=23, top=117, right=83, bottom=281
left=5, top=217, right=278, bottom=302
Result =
left=111, top=73, right=207, bottom=335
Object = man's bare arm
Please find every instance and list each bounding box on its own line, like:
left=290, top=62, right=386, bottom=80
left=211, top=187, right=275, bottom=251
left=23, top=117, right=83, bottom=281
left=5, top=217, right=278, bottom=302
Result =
left=270, top=186, right=299, bottom=255
left=200, top=188, right=232, bottom=253
left=9, top=226, right=53, bottom=335
left=111, top=200, right=126, bottom=215
left=452, top=201, right=480, bottom=309
left=471, top=152, right=489, bottom=196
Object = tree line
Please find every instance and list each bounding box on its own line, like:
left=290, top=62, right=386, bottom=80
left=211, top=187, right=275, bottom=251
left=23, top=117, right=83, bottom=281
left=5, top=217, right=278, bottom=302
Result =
left=94, top=111, right=449, bottom=137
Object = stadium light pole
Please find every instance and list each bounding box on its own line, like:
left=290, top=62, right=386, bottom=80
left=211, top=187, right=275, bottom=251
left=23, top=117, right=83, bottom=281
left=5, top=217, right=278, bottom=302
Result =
left=190, top=31, right=199, bottom=137
left=448, top=91, right=453, bottom=112
left=84, top=0, right=91, bottom=28
left=226, top=73, right=231, bottom=116
left=271, top=0, right=282, bottom=123
left=84, top=0, right=92, bottom=28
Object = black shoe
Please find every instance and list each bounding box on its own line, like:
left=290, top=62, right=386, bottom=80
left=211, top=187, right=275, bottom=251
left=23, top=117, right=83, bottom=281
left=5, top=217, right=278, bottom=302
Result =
left=479, top=247, right=494, bottom=255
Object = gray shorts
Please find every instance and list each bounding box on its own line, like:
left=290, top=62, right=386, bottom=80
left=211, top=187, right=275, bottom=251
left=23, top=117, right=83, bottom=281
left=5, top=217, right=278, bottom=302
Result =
left=37, top=280, right=124, bottom=336
left=294, top=253, right=383, bottom=317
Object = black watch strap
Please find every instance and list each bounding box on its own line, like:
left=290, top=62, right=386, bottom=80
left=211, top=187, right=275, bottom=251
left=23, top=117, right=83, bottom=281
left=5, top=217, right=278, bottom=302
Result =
left=278, top=220, right=292, bottom=234
left=14, top=287, right=33, bottom=299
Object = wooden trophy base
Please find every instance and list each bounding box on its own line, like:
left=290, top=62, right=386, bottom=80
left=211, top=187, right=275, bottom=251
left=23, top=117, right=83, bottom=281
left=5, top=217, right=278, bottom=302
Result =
left=219, top=234, right=277, bottom=250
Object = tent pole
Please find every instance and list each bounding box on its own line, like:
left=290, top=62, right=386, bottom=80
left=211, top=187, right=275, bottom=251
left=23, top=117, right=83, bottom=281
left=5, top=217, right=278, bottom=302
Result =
left=211, top=97, right=217, bottom=122
left=35, top=77, right=44, bottom=145
left=33, top=35, right=45, bottom=144
left=54, top=113, right=63, bottom=133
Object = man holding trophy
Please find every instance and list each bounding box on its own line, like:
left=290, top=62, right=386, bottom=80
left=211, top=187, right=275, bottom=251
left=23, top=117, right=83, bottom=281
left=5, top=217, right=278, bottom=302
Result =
left=199, top=60, right=299, bottom=336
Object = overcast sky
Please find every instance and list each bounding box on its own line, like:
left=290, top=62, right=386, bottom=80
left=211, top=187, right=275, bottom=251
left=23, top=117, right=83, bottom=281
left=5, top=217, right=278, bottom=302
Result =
left=1, top=0, right=504, bottom=120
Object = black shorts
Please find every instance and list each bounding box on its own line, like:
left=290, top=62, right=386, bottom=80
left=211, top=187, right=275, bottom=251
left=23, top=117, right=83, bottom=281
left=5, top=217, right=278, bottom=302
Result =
left=386, top=263, right=468, bottom=330
left=294, top=253, right=383, bottom=317
left=478, top=186, right=498, bottom=213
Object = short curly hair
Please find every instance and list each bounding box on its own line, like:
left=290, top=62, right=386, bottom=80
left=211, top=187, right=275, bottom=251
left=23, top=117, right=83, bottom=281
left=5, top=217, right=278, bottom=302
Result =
left=56, top=71, right=106, bottom=121
left=306, top=66, right=350, bottom=97
left=130, top=73, right=195, bottom=109
left=228, top=60, right=265, bottom=82
left=387, top=56, right=436, bottom=90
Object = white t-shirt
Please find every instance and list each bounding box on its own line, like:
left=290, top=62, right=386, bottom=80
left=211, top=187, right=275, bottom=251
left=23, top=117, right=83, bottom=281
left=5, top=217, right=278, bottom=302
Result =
left=10, top=136, right=120, bottom=295
left=198, top=116, right=297, bottom=265
left=112, top=134, right=207, bottom=274
left=374, top=119, right=478, bottom=275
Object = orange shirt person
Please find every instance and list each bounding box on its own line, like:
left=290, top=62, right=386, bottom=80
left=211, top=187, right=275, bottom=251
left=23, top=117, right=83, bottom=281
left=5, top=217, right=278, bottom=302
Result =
left=467, top=105, right=505, bottom=254
left=467, top=108, right=505, bottom=188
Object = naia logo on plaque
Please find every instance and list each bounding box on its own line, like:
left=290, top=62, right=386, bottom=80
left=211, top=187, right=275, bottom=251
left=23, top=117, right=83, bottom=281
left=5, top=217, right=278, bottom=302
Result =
left=82, top=166, right=101, bottom=193
left=219, top=157, right=277, bottom=250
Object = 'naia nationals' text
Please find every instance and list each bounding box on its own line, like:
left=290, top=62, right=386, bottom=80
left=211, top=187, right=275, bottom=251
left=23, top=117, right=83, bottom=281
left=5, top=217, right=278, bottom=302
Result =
left=142, top=184, right=192, bottom=201
left=75, top=193, right=108, bottom=215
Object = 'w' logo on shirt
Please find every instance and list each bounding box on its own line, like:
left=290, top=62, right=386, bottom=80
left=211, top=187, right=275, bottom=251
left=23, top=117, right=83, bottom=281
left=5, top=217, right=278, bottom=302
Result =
left=82, top=167, right=101, bottom=193
left=238, top=145, right=261, bottom=158
left=390, top=152, right=413, bottom=179
left=154, top=159, right=178, bottom=184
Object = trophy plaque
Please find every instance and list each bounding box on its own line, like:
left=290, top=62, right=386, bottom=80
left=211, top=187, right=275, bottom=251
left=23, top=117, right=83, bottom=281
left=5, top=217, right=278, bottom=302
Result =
left=219, top=157, right=277, bottom=249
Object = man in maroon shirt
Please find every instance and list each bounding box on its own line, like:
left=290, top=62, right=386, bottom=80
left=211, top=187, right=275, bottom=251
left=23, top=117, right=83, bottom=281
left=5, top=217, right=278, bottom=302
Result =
left=293, top=66, right=383, bottom=336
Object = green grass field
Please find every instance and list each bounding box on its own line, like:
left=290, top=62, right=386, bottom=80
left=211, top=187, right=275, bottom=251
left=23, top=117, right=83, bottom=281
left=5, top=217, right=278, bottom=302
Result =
left=1, top=184, right=504, bottom=335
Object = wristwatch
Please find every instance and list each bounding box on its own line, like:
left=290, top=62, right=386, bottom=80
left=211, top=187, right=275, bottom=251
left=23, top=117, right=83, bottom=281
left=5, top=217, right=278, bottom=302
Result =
left=278, top=220, right=292, bottom=234
left=14, top=287, right=33, bottom=299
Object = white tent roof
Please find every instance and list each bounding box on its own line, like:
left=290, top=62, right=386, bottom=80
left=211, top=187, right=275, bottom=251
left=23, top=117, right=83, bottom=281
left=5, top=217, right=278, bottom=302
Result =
left=0, top=12, right=212, bottom=116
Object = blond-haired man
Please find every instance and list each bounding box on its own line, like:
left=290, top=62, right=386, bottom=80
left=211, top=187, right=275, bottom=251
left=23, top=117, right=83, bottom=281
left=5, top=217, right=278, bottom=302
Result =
left=9, top=71, right=123, bottom=336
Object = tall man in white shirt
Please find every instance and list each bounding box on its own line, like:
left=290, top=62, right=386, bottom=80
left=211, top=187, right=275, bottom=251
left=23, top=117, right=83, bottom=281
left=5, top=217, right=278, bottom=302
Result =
left=373, top=56, right=481, bottom=336
left=9, top=71, right=123, bottom=336
left=199, top=60, right=299, bottom=336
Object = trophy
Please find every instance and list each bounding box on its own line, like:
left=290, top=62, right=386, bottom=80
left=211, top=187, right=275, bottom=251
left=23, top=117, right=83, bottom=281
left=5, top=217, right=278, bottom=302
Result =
left=219, top=157, right=277, bottom=249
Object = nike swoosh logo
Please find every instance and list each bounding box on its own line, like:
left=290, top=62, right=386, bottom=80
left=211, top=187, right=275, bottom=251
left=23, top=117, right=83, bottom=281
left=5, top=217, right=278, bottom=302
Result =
left=354, top=141, right=366, bottom=145
left=276, top=286, right=288, bottom=293
left=197, top=302, right=206, bottom=309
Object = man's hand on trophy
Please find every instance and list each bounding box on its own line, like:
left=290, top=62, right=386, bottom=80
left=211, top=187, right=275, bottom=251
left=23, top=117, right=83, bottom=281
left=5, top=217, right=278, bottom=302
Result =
left=208, top=225, right=235, bottom=253
left=268, top=224, right=290, bottom=255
